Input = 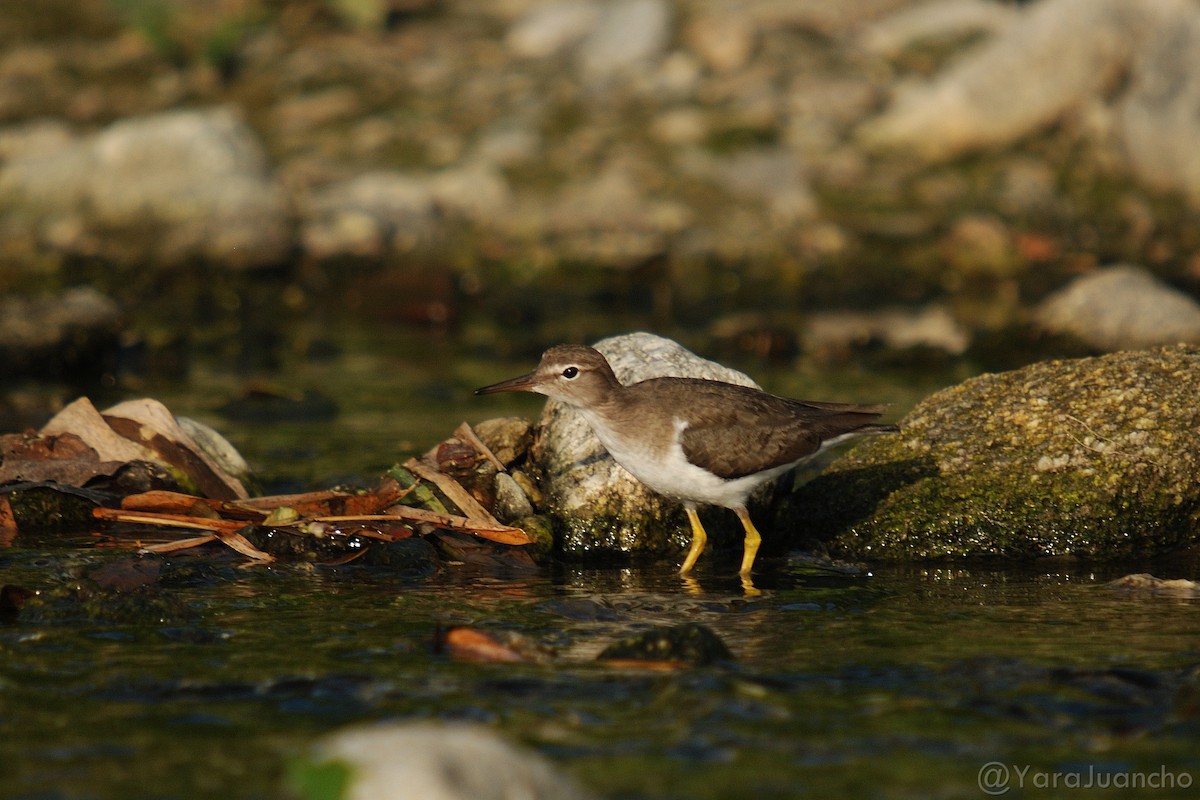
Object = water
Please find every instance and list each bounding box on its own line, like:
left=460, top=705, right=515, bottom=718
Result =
left=3, top=556, right=1198, bottom=798
left=3, top=324, right=1199, bottom=798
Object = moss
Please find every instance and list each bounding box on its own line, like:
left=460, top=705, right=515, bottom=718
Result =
left=791, top=346, right=1200, bottom=560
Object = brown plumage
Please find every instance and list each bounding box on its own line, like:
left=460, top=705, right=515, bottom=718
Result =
left=476, top=344, right=898, bottom=577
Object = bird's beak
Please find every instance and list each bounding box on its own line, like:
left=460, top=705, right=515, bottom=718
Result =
left=474, top=371, right=537, bottom=395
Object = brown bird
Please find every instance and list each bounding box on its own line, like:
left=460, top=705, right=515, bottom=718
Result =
left=476, top=344, right=897, bottom=576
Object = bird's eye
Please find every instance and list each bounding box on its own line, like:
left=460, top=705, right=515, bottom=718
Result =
left=562, top=366, right=579, bottom=379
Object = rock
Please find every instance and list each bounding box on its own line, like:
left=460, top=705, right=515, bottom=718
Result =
left=358, top=536, right=439, bottom=573
left=534, top=332, right=761, bottom=561
left=597, top=622, right=734, bottom=666
left=506, top=0, right=600, bottom=59
left=1034, top=265, right=1200, bottom=351
left=0, top=287, right=121, bottom=379
left=305, top=721, right=594, bottom=800
left=859, top=0, right=1019, bottom=58
left=428, top=161, right=513, bottom=224
left=1118, top=5, right=1200, bottom=206
left=1107, top=573, right=1200, bottom=598
left=300, top=171, right=437, bottom=261
left=941, top=213, right=1021, bottom=278
left=544, top=161, right=690, bottom=266
left=472, top=122, right=541, bottom=166
left=856, top=0, right=1147, bottom=160
left=299, top=163, right=511, bottom=261
left=471, top=416, right=534, bottom=468
left=175, top=416, right=252, bottom=486
left=708, top=148, right=817, bottom=225
left=577, top=0, right=671, bottom=82
left=493, top=471, right=534, bottom=522
left=793, top=346, right=1200, bottom=559
left=684, top=11, right=757, bottom=74
left=804, top=305, right=970, bottom=360
left=0, top=107, right=290, bottom=268
left=648, top=107, right=708, bottom=146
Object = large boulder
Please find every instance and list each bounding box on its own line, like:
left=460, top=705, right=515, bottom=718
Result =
left=857, top=0, right=1194, bottom=179
left=0, top=107, right=290, bottom=268
left=793, top=346, right=1200, bottom=559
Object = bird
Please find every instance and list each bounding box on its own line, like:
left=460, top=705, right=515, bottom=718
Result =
left=475, top=344, right=898, bottom=576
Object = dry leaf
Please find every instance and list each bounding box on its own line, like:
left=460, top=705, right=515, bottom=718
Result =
left=102, top=398, right=248, bottom=500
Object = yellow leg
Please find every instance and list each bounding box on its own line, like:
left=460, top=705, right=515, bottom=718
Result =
left=679, top=505, right=708, bottom=574
left=734, top=506, right=762, bottom=577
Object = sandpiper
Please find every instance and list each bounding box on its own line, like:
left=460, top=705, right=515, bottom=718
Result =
left=476, top=344, right=897, bottom=576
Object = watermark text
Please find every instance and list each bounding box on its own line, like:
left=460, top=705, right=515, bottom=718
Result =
left=977, top=762, right=1192, bottom=795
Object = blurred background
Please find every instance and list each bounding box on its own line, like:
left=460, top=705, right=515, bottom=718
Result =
left=3, top=0, right=1199, bottom=486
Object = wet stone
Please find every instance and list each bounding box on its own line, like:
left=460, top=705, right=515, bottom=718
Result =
left=597, top=622, right=734, bottom=666
left=357, top=536, right=439, bottom=574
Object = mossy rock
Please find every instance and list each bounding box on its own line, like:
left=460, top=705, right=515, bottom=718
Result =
left=790, top=345, right=1200, bottom=559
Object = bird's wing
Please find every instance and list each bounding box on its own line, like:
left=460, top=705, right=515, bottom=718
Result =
left=657, top=380, right=886, bottom=480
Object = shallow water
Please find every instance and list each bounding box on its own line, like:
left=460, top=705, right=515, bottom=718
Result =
left=3, top=552, right=1199, bottom=799
left=4, top=325, right=1200, bottom=798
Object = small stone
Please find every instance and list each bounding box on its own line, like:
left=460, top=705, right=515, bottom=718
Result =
left=493, top=471, right=534, bottom=522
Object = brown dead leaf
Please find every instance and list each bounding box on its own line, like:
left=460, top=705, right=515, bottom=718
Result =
left=214, top=529, right=274, bottom=562
left=224, top=478, right=407, bottom=520
left=140, top=534, right=219, bottom=554
left=102, top=398, right=248, bottom=500
left=0, top=431, right=127, bottom=487
left=435, top=626, right=528, bottom=663
left=40, top=397, right=154, bottom=463
left=404, top=457, right=501, bottom=525
left=376, top=506, right=532, bottom=545
left=454, top=422, right=507, bottom=472
left=92, top=507, right=248, bottom=534
left=121, top=490, right=227, bottom=518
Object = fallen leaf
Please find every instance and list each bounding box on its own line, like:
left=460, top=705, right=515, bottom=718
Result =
left=102, top=398, right=248, bottom=500
left=92, top=507, right=249, bottom=534
left=140, top=534, right=219, bottom=554
left=404, top=457, right=499, bottom=525
left=453, top=422, right=507, bottom=472
left=0, top=431, right=126, bottom=486
left=375, top=507, right=532, bottom=545
left=40, top=397, right=154, bottom=463
left=435, top=626, right=540, bottom=663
